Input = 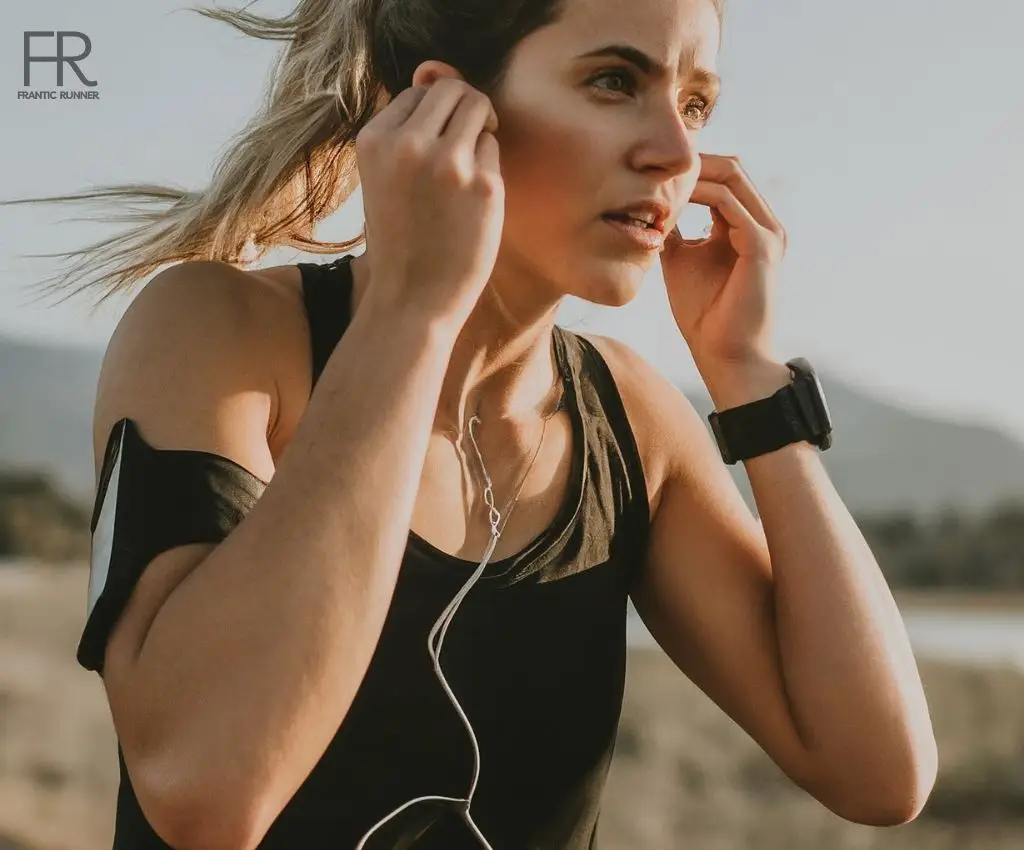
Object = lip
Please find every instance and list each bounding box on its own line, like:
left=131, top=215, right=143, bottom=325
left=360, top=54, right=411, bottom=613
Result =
left=602, top=200, right=672, bottom=236
left=601, top=215, right=667, bottom=252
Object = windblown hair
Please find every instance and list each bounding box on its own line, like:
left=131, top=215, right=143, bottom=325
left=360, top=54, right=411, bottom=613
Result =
left=6, top=0, right=724, bottom=304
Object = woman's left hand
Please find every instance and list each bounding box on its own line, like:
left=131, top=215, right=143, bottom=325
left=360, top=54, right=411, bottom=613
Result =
left=660, top=154, right=787, bottom=373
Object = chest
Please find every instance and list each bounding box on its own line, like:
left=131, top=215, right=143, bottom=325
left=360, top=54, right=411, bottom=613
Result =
left=410, top=412, right=578, bottom=564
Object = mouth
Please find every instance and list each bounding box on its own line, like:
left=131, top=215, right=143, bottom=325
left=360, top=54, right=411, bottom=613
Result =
left=600, top=202, right=671, bottom=236
left=600, top=215, right=668, bottom=252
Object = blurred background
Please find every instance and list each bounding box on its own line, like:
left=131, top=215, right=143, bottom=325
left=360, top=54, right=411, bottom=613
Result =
left=1, top=0, right=1022, bottom=848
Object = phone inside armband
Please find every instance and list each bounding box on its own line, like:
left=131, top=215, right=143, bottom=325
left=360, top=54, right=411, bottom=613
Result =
left=77, top=418, right=268, bottom=674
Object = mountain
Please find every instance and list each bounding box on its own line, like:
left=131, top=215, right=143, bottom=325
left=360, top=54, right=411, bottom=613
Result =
left=0, top=337, right=101, bottom=504
left=1, top=335, right=1022, bottom=518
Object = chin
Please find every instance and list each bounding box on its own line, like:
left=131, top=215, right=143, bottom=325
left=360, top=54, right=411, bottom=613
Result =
left=568, top=255, right=650, bottom=307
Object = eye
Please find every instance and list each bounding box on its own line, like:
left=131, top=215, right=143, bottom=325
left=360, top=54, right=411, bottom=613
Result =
left=588, top=68, right=637, bottom=96
left=681, top=96, right=715, bottom=127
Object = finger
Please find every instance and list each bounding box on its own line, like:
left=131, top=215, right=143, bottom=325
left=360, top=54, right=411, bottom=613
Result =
left=476, top=130, right=502, bottom=176
left=439, top=90, right=498, bottom=155
left=364, top=85, right=430, bottom=133
left=698, top=155, right=781, bottom=234
left=403, top=78, right=476, bottom=139
left=689, top=180, right=762, bottom=237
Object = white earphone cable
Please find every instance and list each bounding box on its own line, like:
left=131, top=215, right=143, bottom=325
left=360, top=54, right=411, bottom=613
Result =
left=355, top=402, right=556, bottom=849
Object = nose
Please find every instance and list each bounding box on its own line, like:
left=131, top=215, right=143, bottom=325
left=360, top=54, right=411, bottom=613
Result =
left=629, top=107, right=699, bottom=179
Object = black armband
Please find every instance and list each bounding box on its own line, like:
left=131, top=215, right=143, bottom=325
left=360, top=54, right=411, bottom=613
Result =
left=78, top=418, right=267, bottom=674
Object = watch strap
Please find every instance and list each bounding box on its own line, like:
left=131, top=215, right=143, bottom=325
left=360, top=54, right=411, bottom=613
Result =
left=709, top=382, right=814, bottom=465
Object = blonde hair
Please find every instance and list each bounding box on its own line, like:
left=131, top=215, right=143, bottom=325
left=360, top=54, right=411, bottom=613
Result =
left=6, top=0, right=725, bottom=305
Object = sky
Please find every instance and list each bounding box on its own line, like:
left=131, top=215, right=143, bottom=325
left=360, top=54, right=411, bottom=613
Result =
left=1, top=0, right=1021, bottom=442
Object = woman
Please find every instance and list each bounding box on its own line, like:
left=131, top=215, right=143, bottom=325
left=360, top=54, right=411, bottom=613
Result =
left=18, top=0, right=936, bottom=847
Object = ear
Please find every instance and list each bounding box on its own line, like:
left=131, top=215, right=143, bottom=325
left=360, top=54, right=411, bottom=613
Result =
left=411, top=61, right=465, bottom=88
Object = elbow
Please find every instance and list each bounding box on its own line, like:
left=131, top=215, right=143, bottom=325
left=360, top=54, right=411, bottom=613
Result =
left=842, top=786, right=934, bottom=827
left=827, top=737, right=940, bottom=827
left=839, top=784, right=933, bottom=827
left=133, top=753, right=270, bottom=850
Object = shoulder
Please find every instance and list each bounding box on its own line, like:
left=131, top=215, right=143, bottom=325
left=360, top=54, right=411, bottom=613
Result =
left=94, top=261, right=314, bottom=475
left=574, top=331, right=714, bottom=516
left=106, top=259, right=307, bottom=361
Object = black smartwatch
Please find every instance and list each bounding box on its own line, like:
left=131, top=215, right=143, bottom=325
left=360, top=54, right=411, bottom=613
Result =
left=707, top=358, right=833, bottom=465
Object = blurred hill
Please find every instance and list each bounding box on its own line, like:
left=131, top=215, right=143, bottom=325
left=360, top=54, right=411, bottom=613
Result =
left=1, top=334, right=1022, bottom=518
left=0, top=338, right=100, bottom=505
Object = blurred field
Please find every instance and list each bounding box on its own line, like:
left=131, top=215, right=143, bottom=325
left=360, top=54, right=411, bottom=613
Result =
left=1, top=562, right=1022, bottom=850
left=894, top=588, right=1024, bottom=612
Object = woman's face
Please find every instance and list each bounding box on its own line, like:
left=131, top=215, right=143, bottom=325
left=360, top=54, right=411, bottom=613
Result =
left=491, top=0, right=721, bottom=308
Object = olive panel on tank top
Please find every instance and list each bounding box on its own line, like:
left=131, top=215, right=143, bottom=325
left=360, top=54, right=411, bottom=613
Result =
left=276, top=256, right=651, bottom=850
left=86, top=255, right=651, bottom=850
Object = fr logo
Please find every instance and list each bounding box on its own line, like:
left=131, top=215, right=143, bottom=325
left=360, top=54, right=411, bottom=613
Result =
left=23, top=31, right=97, bottom=87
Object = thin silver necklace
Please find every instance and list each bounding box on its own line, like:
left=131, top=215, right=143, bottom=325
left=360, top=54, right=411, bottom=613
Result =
left=465, top=375, right=565, bottom=543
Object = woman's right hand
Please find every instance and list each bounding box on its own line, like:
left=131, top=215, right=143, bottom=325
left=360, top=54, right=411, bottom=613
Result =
left=354, top=70, right=505, bottom=336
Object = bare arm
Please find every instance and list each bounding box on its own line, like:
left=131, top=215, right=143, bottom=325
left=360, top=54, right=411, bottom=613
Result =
left=633, top=353, right=937, bottom=825
left=671, top=360, right=937, bottom=827
left=96, top=261, right=457, bottom=849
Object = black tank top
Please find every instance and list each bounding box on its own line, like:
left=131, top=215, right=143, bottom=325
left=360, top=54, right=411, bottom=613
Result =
left=97, top=256, right=650, bottom=850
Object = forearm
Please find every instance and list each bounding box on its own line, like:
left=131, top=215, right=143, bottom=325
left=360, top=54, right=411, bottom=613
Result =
left=703, top=358, right=938, bottom=815
left=133, top=304, right=456, bottom=830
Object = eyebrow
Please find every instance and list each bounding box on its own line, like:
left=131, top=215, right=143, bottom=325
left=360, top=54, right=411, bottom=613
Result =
left=575, top=43, right=721, bottom=96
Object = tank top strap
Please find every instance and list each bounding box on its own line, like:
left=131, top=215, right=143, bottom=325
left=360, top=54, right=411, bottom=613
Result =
left=554, top=326, right=651, bottom=547
left=297, top=256, right=356, bottom=389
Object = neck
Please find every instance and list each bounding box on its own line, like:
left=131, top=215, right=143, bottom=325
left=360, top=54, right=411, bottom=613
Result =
left=350, top=251, right=564, bottom=439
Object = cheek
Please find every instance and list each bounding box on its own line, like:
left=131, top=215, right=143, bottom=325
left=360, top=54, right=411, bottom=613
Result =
left=498, top=106, right=611, bottom=226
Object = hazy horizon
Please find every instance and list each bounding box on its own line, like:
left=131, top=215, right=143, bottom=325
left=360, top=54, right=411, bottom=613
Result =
left=2, top=0, right=1021, bottom=442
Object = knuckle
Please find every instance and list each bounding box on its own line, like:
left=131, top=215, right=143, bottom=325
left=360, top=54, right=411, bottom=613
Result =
left=432, top=155, right=472, bottom=187
left=394, top=133, right=428, bottom=163
left=468, top=87, right=491, bottom=108
left=473, top=172, right=501, bottom=198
